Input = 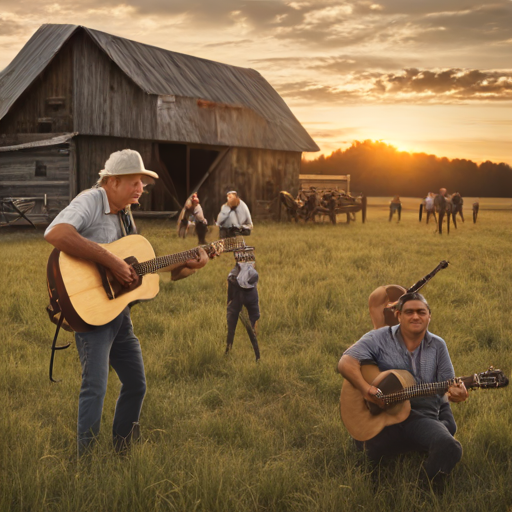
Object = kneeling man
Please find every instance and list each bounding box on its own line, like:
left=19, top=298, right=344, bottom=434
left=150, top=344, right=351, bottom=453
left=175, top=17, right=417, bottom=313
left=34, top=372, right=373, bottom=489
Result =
left=338, top=292, right=468, bottom=482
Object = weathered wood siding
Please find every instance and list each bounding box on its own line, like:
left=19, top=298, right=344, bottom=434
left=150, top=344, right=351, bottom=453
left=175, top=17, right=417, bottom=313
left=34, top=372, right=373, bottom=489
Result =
left=73, top=32, right=157, bottom=139
left=198, top=147, right=301, bottom=222
left=72, top=32, right=303, bottom=152
left=0, top=144, right=72, bottom=215
left=0, top=43, right=73, bottom=135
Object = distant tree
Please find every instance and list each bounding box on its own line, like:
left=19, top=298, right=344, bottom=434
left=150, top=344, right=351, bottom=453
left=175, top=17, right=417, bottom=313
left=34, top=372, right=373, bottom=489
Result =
left=301, top=141, right=512, bottom=197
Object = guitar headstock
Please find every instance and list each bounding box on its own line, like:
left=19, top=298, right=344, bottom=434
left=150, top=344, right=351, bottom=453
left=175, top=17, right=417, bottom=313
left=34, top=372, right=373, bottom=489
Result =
left=463, top=366, right=509, bottom=390
left=234, top=246, right=255, bottom=263
left=221, top=236, right=247, bottom=252
left=202, top=236, right=247, bottom=259
left=204, top=240, right=226, bottom=259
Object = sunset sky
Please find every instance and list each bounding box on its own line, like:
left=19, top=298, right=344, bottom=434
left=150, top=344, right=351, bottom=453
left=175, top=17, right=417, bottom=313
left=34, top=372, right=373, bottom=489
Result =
left=1, top=0, right=511, bottom=164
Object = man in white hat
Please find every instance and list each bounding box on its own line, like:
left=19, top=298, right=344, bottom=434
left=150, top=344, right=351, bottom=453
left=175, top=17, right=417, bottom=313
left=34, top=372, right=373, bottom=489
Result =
left=45, top=149, right=208, bottom=457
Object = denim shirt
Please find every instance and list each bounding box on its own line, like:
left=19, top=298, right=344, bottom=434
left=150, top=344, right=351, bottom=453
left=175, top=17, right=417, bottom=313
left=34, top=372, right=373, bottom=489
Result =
left=343, top=325, right=455, bottom=416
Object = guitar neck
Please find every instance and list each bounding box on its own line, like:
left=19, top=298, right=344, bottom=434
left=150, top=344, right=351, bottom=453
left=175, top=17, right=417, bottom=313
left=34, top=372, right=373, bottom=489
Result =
left=133, top=249, right=199, bottom=275
left=131, top=237, right=245, bottom=276
left=383, top=374, right=476, bottom=405
left=383, top=379, right=454, bottom=404
left=407, top=260, right=449, bottom=295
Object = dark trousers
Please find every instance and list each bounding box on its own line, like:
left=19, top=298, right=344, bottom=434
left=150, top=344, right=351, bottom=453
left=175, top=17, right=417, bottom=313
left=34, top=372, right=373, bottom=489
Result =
left=226, top=280, right=260, bottom=359
left=389, top=203, right=401, bottom=221
left=355, top=409, right=461, bottom=479
left=195, top=222, right=207, bottom=244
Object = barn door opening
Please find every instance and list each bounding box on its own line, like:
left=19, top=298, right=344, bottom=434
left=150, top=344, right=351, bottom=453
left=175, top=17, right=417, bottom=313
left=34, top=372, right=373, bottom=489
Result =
left=158, top=143, right=219, bottom=207
left=157, top=143, right=187, bottom=207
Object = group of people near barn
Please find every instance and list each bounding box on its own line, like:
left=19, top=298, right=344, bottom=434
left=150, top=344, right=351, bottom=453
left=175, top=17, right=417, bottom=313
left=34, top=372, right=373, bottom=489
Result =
left=178, top=190, right=253, bottom=244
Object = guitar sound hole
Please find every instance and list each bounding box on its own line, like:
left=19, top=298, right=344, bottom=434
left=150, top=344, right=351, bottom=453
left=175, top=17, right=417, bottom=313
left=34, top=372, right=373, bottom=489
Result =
left=367, top=373, right=403, bottom=415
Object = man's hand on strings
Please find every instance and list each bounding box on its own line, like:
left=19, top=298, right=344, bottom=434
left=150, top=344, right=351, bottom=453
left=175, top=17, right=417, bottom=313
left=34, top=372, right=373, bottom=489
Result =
left=364, top=385, right=386, bottom=409
left=109, top=258, right=139, bottom=287
left=185, top=247, right=209, bottom=269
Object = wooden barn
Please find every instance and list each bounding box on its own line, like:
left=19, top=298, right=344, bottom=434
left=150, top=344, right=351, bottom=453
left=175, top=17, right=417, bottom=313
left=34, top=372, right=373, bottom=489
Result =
left=0, top=24, right=319, bottom=225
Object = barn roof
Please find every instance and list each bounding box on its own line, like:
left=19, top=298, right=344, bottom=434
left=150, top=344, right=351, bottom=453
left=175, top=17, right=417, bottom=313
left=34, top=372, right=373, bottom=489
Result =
left=0, top=24, right=319, bottom=152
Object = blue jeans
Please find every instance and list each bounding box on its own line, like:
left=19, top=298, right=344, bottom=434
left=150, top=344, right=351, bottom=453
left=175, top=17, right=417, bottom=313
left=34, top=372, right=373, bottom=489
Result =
left=75, top=307, right=146, bottom=456
left=356, top=408, right=462, bottom=479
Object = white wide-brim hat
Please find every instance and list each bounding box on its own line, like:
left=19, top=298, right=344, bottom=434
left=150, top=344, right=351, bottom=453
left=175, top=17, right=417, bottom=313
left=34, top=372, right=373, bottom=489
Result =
left=99, top=149, right=159, bottom=183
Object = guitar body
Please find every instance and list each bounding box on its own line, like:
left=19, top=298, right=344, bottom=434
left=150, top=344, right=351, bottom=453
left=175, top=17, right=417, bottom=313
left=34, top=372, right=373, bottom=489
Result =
left=52, top=235, right=160, bottom=331
left=340, top=365, right=416, bottom=441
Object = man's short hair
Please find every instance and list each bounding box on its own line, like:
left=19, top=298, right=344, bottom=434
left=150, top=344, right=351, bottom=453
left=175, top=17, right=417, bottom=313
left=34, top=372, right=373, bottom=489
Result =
left=396, top=292, right=430, bottom=312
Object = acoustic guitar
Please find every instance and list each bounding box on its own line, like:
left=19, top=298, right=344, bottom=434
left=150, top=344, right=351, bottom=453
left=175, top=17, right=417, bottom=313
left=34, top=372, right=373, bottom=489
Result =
left=340, top=365, right=509, bottom=441
left=47, top=234, right=245, bottom=332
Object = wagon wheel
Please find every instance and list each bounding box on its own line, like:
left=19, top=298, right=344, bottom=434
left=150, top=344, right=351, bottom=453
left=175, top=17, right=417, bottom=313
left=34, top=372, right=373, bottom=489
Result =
left=361, top=195, right=367, bottom=223
left=419, top=204, right=423, bottom=222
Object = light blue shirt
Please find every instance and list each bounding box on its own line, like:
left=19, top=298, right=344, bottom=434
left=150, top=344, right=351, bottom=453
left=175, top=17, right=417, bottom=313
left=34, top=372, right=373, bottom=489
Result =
left=216, top=199, right=253, bottom=230
left=343, top=325, right=455, bottom=415
left=45, top=188, right=123, bottom=243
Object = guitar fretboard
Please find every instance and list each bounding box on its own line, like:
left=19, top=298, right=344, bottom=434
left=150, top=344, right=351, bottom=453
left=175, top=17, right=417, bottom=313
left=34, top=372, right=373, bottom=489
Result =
left=382, top=379, right=456, bottom=404
left=131, top=237, right=245, bottom=276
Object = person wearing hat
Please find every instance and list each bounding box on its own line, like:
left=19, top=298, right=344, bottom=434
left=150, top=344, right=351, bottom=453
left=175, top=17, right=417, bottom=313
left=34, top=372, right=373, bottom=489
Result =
left=216, top=190, right=253, bottom=238
left=45, top=149, right=209, bottom=457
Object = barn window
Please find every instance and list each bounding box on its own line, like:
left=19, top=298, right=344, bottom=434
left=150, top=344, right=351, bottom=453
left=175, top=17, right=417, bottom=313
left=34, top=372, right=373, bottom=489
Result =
left=35, top=161, right=47, bottom=177
left=38, top=118, right=53, bottom=133
left=157, top=95, right=176, bottom=110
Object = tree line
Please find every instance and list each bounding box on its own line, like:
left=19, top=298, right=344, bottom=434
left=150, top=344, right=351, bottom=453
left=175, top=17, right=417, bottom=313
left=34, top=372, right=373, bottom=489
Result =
left=300, top=140, right=512, bottom=197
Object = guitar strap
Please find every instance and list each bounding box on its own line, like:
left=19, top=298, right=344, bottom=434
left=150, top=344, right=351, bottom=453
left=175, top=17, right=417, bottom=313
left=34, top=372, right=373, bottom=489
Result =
left=47, top=260, right=72, bottom=382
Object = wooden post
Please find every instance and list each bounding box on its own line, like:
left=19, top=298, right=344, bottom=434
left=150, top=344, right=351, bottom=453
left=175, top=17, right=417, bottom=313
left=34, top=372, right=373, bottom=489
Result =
left=186, top=145, right=190, bottom=196
left=69, top=139, right=77, bottom=199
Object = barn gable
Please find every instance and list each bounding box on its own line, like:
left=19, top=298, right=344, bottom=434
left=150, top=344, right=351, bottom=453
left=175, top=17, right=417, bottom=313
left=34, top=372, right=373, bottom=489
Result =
left=0, top=24, right=319, bottom=153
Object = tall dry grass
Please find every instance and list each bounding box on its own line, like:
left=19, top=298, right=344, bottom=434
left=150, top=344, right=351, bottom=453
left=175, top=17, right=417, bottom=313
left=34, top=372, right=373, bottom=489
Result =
left=1, top=207, right=511, bottom=511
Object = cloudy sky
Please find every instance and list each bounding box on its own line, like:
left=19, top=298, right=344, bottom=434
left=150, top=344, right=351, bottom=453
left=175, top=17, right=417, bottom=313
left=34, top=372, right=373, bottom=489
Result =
left=1, top=0, right=511, bottom=164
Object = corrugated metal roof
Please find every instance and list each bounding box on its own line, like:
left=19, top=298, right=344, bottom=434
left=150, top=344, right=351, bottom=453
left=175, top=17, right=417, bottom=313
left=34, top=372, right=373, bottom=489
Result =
left=0, top=132, right=77, bottom=152
left=0, top=24, right=319, bottom=152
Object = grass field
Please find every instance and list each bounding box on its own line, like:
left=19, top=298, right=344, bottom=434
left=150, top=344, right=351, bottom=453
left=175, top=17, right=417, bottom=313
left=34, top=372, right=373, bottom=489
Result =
left=1, top=207, right=512, bottom=511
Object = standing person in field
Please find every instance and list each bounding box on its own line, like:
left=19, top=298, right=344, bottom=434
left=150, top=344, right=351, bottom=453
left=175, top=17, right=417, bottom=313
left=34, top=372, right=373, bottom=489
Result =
left=473, top=200, right=479, bottom=223
left=216, top=190, right=253, bottom=238
left=451, top=192, right=464, bottom=223
left=424, top=192, right=437, bottom=224
left=224, top=247, right=260, bottom=361
left=389, top=195, right=402, bottom=222
left=338, top=292, right=468, bottom=486
left=178, top=193, right=208, bottom=244
left=434, top=188, right=450, bottom=234
left=44, top=149, right=209, bottom=457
